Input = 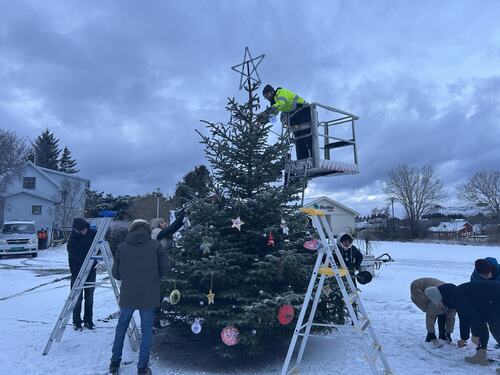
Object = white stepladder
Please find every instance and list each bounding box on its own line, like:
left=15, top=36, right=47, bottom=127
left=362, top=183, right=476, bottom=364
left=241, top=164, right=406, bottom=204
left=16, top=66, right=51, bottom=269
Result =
left=281, top=207, right=392, bottom=375
left=43, top=212, right=140, bottom=355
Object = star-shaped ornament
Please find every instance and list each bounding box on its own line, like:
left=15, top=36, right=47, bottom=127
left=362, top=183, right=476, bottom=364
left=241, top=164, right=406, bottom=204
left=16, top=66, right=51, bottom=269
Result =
left=231, top=47, right=265, bottom=90
left=231, top=216, right=244, bottom=231
left=207, top=289, right=215, bottom=305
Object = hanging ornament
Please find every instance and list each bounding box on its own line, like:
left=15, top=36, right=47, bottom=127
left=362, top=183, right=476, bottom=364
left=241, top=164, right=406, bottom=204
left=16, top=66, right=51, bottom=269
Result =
left=200, top=236, right=213, bottom=254
left=191, top=319, right=202, bottom=334
left=252, top=329, right=257, bottom=335
left=278, top=304, right=295, bottom=325
left=267, top=231, right=275, bottom=247
left=207, top=272, right=215, bottom=305
left=322, top=284, right=333, bottom=297
left=303, top=239, right=321, bottom=251
left=280, top=219, right=289, bottom=236
left=170, top=289, right=181, bottom=305
left=221, top=326, right=240, bottom=346
left=231, top=216, right=244, bottom=231
left=168, top=281, right=181, bottom=305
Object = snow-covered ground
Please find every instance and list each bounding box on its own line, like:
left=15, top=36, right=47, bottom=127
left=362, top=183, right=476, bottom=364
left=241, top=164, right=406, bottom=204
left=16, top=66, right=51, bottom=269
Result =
left=0, top=242, right=499, bottom=375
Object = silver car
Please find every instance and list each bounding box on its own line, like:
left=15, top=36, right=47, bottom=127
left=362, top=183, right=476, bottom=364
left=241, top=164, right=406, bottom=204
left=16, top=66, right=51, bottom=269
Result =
left=0, top=220, right=39, bottom=258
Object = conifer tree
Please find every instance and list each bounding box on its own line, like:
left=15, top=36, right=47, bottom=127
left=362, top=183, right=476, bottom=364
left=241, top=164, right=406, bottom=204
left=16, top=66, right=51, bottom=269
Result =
left=33, top=129, right=61, bottom=170
left=162, top=50, right=345, bottom=359
left=59, top=146, right=79, bottom=173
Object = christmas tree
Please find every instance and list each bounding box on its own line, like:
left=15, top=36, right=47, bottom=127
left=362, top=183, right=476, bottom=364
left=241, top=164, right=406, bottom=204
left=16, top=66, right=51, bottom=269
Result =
left=33, top=128, right=61, bottom=170
left=162, top=49, right=346, bottom=359
left=59, top=146, right=79, bottom=173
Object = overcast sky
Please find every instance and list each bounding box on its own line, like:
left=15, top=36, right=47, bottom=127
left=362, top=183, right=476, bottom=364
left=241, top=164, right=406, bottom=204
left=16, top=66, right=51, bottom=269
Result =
left=1, top=1, right=500, bottom=215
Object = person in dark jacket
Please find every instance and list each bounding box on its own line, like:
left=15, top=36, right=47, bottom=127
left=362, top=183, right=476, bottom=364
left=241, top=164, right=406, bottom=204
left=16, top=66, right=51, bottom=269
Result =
left=334, top=233, right=363, bottom=275
left=155, top=209, right=185, bottom=246
left=471, top=257, right=500, bottom=282
left=67, top=218, right=97, bottom=330
left=425, top=281, right=500, bottom=366
left=109, top=219, right=170, bottom=375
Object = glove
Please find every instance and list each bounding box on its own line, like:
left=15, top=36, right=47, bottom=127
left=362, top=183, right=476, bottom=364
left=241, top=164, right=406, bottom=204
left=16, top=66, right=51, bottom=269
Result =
left=471, top=336, right=480, bottom=345
left=457, top=339, right=467, bottom=348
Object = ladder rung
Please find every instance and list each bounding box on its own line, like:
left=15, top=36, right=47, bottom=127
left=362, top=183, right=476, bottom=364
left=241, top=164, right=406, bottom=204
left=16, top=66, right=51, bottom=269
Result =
left=346, top=292, right=358, bottom=305
left=359, top=318, right=371, bottom=332
left=368, top=343, right=381, bottom=362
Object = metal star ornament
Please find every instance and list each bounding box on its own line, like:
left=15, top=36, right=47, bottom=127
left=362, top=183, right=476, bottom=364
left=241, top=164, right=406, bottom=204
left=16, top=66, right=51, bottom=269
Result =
left=231, top=216, right=244, bottom=231
left=231, top=47, right=265, bottom=90
left=207, top=289, right=215, bottom=305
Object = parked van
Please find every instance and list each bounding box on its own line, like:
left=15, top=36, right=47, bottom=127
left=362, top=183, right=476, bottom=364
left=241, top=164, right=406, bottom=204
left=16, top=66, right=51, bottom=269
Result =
left=0, top=220, right=38, bottom=258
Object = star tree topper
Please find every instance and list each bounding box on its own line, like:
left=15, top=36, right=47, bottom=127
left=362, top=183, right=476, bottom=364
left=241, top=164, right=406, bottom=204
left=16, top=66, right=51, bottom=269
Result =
left=231, top=47, right=265, bottom=90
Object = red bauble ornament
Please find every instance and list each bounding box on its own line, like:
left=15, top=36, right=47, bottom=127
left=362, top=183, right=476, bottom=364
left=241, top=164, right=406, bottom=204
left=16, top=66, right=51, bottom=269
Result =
left=303, top=239, right=320, bottom=250
left=267, top=232, right=275, bottom=247
left=278, top=304, right=295, bottom=325
left=221, top=326, right=240, bottom=346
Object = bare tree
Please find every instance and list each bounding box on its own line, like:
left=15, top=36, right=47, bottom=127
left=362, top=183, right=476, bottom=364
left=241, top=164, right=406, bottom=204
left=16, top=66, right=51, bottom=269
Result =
left=129, top=193, right=175, bottom=222
left=58, top=178, right=86, bottom=229
left=0, top=129, right=30, bottom=193
left=384, top=165, right=446, bottom=237
left=457, top=170, right=500, bottom=218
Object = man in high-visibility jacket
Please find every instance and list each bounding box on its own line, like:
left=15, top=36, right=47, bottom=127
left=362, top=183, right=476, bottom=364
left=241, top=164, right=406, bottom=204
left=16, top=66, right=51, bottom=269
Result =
left=257, top=84, right=313, bottom=160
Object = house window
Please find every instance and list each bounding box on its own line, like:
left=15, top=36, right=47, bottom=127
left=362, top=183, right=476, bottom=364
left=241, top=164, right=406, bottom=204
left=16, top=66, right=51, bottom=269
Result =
left=23, top=177, right=36, bottom=190
left=32, top=205, right=42, bottom=215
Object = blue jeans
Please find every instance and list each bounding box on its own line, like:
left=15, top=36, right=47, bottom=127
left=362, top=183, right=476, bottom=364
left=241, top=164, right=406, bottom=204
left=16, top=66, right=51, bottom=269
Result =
left=111, top=307, right=154, bottom=370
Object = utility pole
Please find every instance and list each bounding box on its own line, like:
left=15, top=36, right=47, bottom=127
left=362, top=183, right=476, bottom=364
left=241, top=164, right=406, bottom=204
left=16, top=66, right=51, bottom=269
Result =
left=153, top=188, right=161, bottom=218
left=390, top=197, right=395, bottom=238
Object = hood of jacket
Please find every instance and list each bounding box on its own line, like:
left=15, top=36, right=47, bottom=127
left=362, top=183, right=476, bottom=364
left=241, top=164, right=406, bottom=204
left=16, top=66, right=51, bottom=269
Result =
left=125, top=227, right=152, bottom=245
left=337, top=233, right=354, bottom=250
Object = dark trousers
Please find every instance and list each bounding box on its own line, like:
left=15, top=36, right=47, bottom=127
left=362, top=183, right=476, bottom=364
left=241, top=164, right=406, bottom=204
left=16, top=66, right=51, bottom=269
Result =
left=71, top=270, right=96, bottom=324
left=437, top=314, right=446, bottom=337
left=489, top=316, right=500, bottom=345
left=290, top=106, right=313, bottom=160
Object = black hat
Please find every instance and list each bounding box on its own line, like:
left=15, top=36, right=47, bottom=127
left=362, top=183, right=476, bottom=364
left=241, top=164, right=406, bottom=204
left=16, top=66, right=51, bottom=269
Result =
left=72, top=218, right=89, bottom=231
left=262, top=84, right=274, bottom=96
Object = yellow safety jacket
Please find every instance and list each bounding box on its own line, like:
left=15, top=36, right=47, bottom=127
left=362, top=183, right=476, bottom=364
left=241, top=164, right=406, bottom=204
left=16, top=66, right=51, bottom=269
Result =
left=272, top=87, right=306, bottom=113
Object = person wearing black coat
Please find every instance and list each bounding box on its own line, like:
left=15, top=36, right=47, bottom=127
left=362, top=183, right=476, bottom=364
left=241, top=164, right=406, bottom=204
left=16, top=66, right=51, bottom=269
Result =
left=334, top=233, right=363, bottom=275
left=67, top=218, right=97, bottom=330
left=428, top=281, right=500, bottom=366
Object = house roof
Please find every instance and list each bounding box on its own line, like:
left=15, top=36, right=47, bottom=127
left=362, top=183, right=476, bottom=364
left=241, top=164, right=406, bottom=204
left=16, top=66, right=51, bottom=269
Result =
left=428, top=220, right=472, bottom=233
left=2, top=190, right=59, bottom=203
left=303, top=195, right=360, bottom=216
left=25, top=161, right=60, bottom=188
left=39, top=165, right=90, bottom=183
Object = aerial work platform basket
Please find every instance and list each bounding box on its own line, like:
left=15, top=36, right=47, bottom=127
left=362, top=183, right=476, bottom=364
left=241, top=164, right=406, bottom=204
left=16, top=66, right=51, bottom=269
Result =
left=282, top=102, right=359, bottom=182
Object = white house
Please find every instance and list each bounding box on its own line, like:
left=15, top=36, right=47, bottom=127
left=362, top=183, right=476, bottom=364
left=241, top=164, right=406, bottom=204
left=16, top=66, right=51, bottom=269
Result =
left=0, top=161, right=89, bottom=243
left=303, top=196, right=360, bottom=237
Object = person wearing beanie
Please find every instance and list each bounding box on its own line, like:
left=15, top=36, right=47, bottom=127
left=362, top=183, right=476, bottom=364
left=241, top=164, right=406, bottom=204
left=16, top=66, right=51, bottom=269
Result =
left=471, top=257, right=500, bottom=282
left=257, top=84, right=313, bottom=161
left=334, top=233, right=363, bottom=275
left=109, top=219, right=170, bottom=375
left=67, top=218, right=97, bottom=330
left=411, top=278, right=456, bottom=345
left=434, top=281, right=500, bottom=366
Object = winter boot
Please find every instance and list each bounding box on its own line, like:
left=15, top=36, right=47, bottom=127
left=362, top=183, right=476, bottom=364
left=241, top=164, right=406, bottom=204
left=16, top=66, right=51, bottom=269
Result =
left=73, top=322, right=82, bottom=331
left=425, top=332, right=437, bottom=342
left=137, top=367, right=152, bottom=375
left=84, top=321, right=96, bottom=330
left=109, top=361, right=120, bottom=375
left=465, top=348, right=489, bottom=366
